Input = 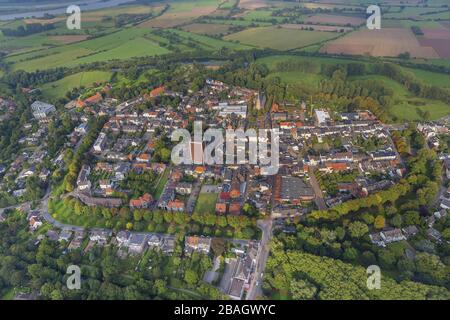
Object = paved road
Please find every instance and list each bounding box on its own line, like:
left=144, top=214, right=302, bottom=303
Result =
left=308, top=168, right=327, bottom=210
left=246, top=218, right=272, bottom=300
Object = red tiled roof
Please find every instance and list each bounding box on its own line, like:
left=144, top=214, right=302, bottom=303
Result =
left=150, top=86, right=165, bottom=97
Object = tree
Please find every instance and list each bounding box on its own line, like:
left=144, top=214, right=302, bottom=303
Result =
left=184, top=270, right=198, bottom=286
left=290, top=279, right=317, bottom=300
left=347, top=221, right=369, bottom=238
left=374, top=215, right=385, bottom=230
left=211, top=238, right=226, bottom=257
left=390, top=214, right=402, bottom=228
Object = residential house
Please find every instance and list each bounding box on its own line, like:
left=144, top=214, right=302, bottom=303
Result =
left=77, top=165, right=91, bottom=191
left=380, top=229, right=406, bottom=244
left=129, top=193, right=153, bottom=209
left=89, top=229, right=111, bottom=245
left=127, top=233, right=148, bottom=254
left=167, top=199, right=185, bottom=212
left=184, top=236, right=211, bottom=254
left=175, top=183, right=193, bottom=195
left=116, top=230, right=131, bottom=245
left=148, top=234, right=162, bottom=248
left=161, top=236, right=175, bottom=254
left=58, top=229, right=73, bottom=243
left=28, top=214, right=42, bottom=231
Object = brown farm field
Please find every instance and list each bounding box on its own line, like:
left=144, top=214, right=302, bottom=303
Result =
left=305, top=14, right=365, bottom=26
left=139, top=6, right=217, bottom=28
left=238, top=0, right=270, bottom=9
left=50, top=35, right=90, bottom=44
left=418, top=27, right=450, bottom=58
left=421, top=27, right=450, bottom=39
left=320, top=28, right=440, bottom=59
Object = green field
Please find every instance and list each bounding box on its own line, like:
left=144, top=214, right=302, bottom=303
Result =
left=166, top=29, right=250, bottom=50
left=224, top=26, right=339, bottom=50
left=193, top=193, right=218, bottom=215
left=7, top=28, right=170, bottom=71
left=40, top=71, right=112, bottom=99
left=384, top=7, right=438, bottom=19
left=403, top=67, right=450, bottom=89
left=352, top=75, right=450, bottom=121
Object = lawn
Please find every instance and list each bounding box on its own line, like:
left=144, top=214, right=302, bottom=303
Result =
left=224, top=26, right=339, bottom=50
left=193, top=193, right=218, bottom=215
left=40, top=71, right=112, bottom=99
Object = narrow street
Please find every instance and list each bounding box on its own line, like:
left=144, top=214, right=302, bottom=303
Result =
left=246, top=218, right=272, bottom=300
left=308, top=167, right=327, bottom=210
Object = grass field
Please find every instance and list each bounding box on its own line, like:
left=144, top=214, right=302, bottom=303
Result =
left=352, top=75, right=450, bottom=121
left=139, top=0, right=221, bottom=28
left=193, top=193, right=218, bottom=215
left=224, top=26, right=339, bottom=50
left=266, top=71, right=324, bottom=90
left=39, top=71, right=112, bottom=99
left=7, top=28, right=170, bottom=71
left=403, top=67, right=450, bottom=89
left=182, top=23, right=232, bottom=36
left=167, top=29, right=250, bottom=50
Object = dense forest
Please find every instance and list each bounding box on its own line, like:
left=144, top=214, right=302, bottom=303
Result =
left=264, top=240, right=450, bottom=300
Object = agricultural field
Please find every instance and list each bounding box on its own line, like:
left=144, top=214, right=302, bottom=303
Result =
left=320, top=28, right=441, bottom=58
left=39, top=71, right=112, bottom=99
left=224, top=26, right=339, bottom=50
left=182, top=23, right=232, bottom=36
left=5, top=28, right=170, bottom=71
left=281, top=24, right=353, bottom=32
left=138, top=0, right=221, bottom=28
left=166, top=29, right=250, bottom=50
left=304, top=14, right=366, bottom=27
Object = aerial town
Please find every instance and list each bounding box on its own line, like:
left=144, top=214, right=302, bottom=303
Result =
left=1, top=76, right=449, bottom=300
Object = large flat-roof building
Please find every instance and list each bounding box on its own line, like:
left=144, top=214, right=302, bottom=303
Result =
left=217, top=103, right=247, bottom=118
left=315, top=110, right=331, bottom=126
left=31, top=101, right=56, bottom=120
left=279, top=176, right=315, bottom=204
